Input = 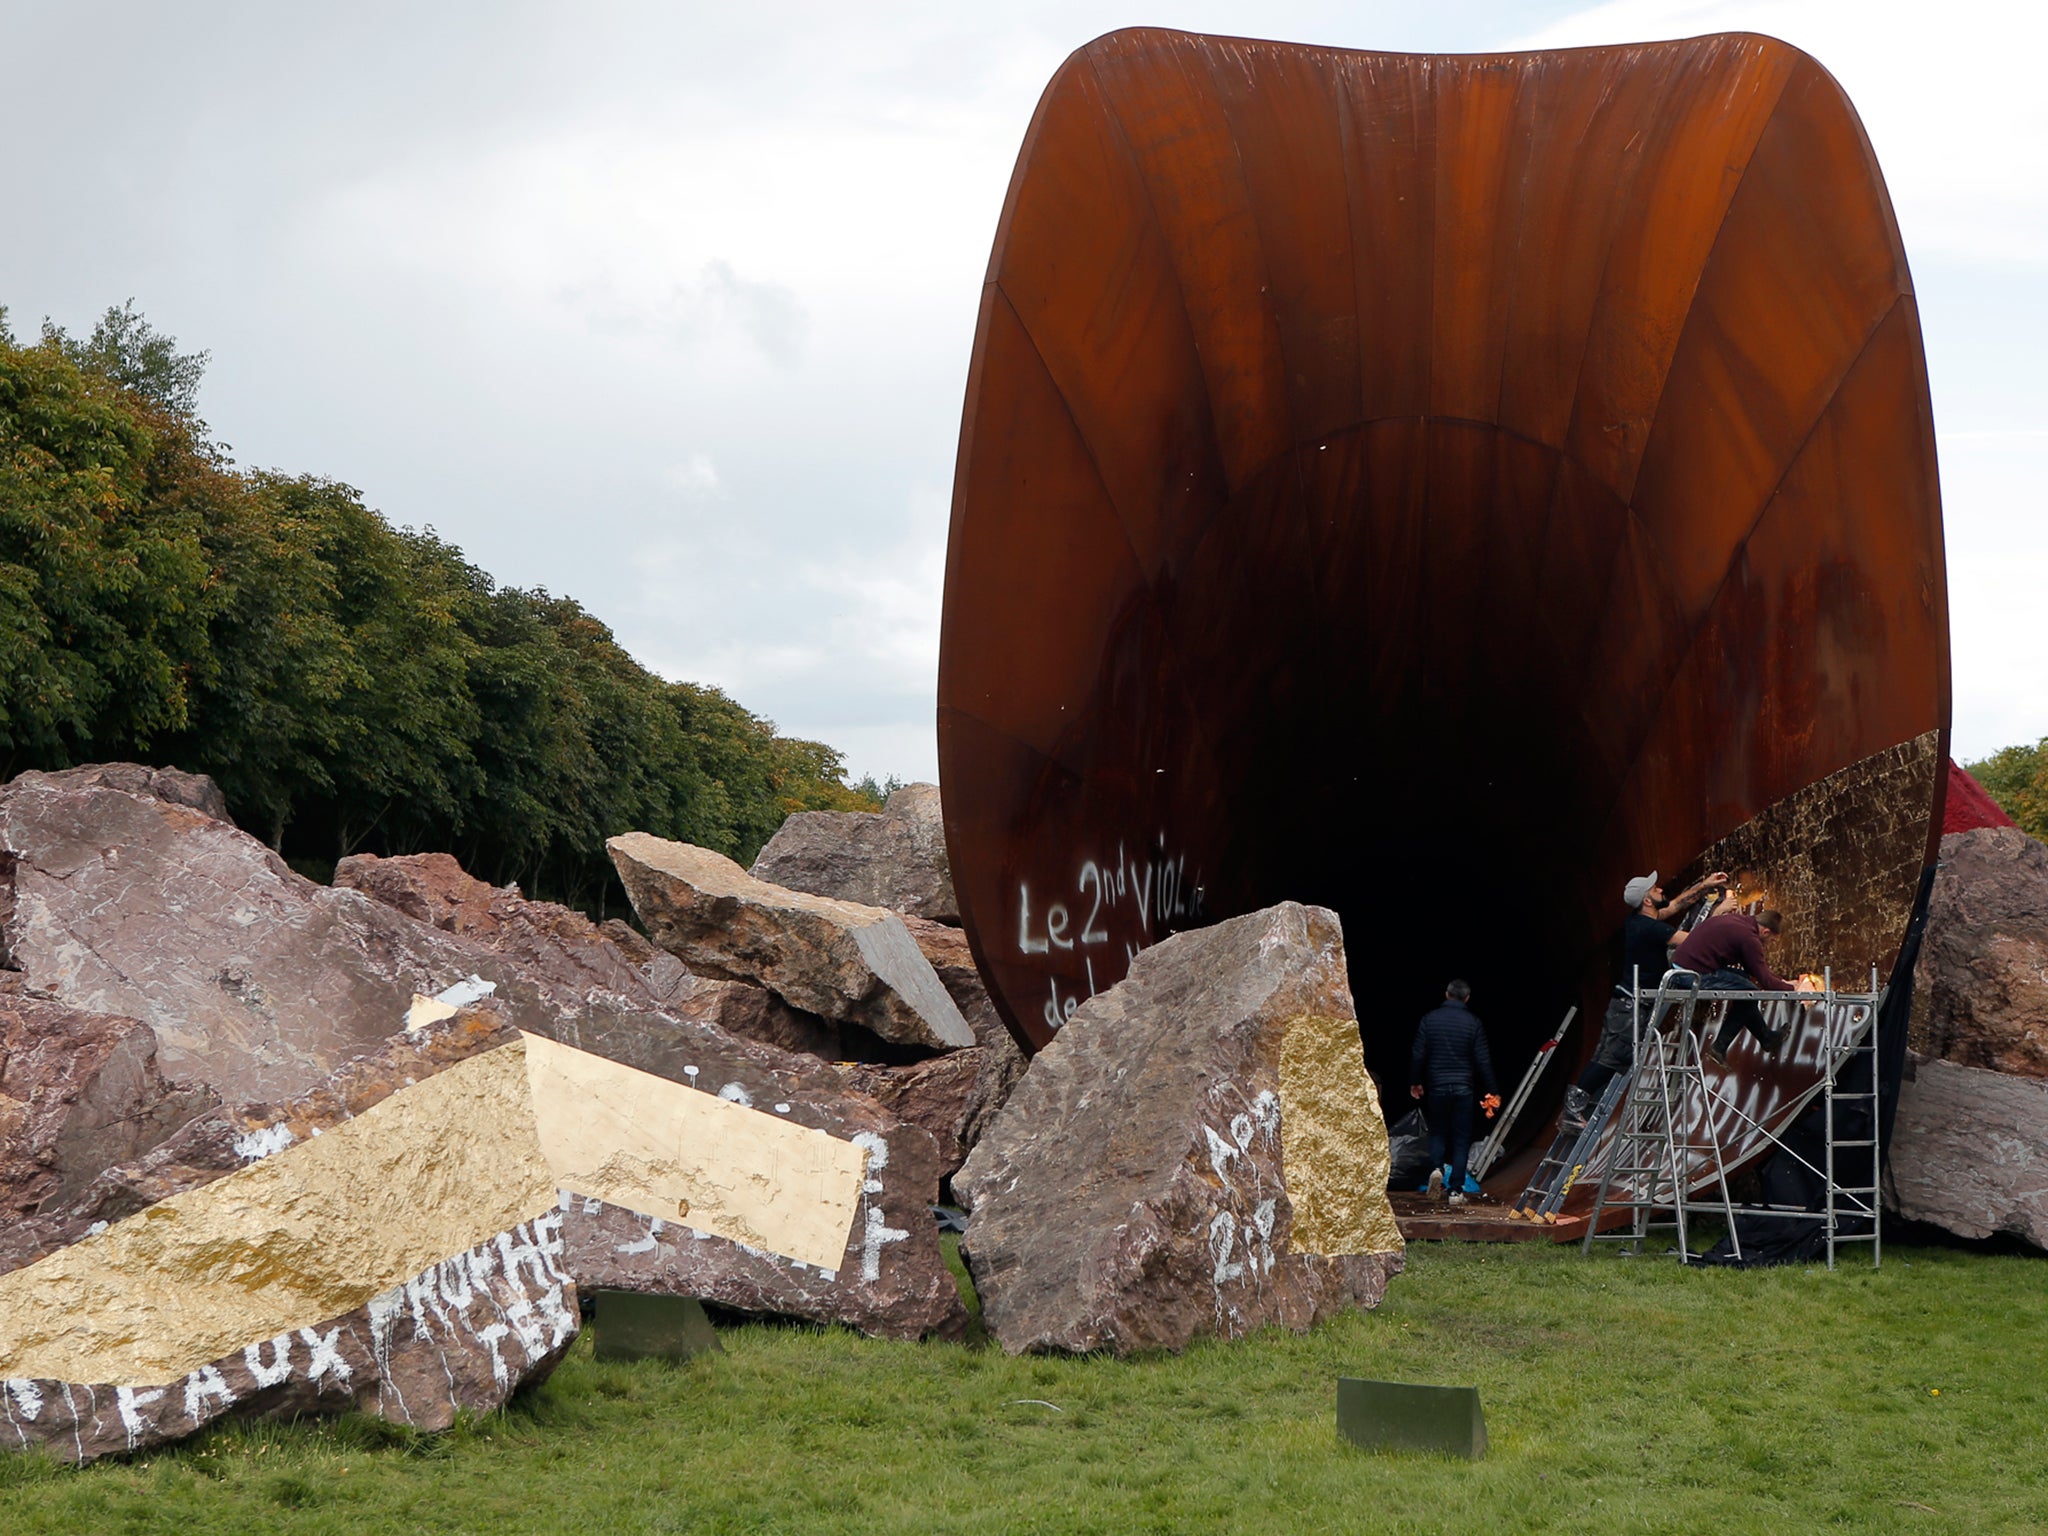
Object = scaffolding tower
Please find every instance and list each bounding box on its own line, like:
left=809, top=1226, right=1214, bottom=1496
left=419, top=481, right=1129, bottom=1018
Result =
left=1582, top=970, right=1885, bottom=1269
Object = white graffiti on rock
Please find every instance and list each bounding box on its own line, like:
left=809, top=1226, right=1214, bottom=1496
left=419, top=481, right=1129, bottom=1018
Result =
left=0, top=1214, right=578, bottom=1463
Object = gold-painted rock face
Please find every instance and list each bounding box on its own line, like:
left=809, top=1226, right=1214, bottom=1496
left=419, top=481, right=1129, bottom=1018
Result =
left=0, top=1035, right=870, bottom=1386
left=521, top=1032, right=868, bottom=1268
left=0, top=1044, right=558, bottom=1385
left=1279, top=1013, right=1403, bottom=1257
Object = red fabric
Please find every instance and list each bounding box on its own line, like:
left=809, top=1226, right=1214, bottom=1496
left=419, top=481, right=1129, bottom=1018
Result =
left=1944, top=761, right=2017, bottom=835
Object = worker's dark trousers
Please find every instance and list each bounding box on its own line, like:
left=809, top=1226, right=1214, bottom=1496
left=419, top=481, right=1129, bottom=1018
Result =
left=1576, top=989, right=1639, bottom=1095
left=1702, top=969, right=1778, bottom=1056
left=1424, top=1090, right=1475, bottom=1191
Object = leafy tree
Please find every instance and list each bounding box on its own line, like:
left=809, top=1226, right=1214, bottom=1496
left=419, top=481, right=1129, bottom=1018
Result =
left=1967, top=739, right=2048, bottom=842
left=161, top=470, right=359, bottom=847
left=0, top=333, right=212, bottom=775
left=850, top=771, right=908, bottom=801
left=53, top=300, right=210, bottom=419
left=0, top=301, right=884, bottom=914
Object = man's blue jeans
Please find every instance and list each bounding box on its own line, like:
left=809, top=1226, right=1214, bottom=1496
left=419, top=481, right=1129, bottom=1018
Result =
left=1424, top=1089, right=1475, bottom=1192
left=1702, top=970, right=1780, bottom=1056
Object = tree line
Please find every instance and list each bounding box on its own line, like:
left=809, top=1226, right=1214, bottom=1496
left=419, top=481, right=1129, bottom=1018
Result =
left=0, top=302, right=882, bottom=914
left=1968, top=740, right=2048, bottom=843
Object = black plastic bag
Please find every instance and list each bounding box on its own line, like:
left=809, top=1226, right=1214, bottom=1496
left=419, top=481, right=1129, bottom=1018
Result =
left=1385, top=1107, right=1433, bottom=1191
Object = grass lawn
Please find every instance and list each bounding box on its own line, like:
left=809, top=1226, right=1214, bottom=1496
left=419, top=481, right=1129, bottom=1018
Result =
left=1, top=1235, right=2041, bottom=1535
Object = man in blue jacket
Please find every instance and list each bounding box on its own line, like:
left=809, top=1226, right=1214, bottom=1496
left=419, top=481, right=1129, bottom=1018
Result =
left=1408, top=980, right=1500, bottom=1206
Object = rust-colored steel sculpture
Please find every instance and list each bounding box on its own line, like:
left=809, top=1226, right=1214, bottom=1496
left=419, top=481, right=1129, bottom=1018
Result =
left=938, top=30, right=1949, bottom=1172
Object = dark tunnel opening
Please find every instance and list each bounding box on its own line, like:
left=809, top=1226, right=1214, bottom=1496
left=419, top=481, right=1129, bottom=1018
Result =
left=1221, top=705, right=1602, bottom=1111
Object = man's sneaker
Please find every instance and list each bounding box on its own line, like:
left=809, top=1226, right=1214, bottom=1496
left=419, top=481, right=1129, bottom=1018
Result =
left=1462, top=1173, right=1482, bottom=1196
left=1705, top=1041, right=1730, bottom=1068
left=1426, top=1167, right=1446, bottom=1201
left=1765, top=1023, right=1791, bottom=1056
left=1561, top=1084, right=1593, bottom=1131
left=1447, top=1192, right=1467, bottom=1207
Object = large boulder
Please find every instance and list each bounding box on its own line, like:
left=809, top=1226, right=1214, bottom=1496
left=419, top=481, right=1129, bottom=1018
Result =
left=956, top=903, right=1402, bottom=1355
left=6, top=1001, right=967, bottom=1346
left=1910, top=827, right=2048, bottom=1079
left=1889, top=1053, right=2048, bottom=1249
left=751, top=781, right=957, bottom=924
left=0, top=766, right=544, bottom=1104
left=529, top=996, right=968, bottom=1341
left=0, top=1003, right=959, bottom=1461
left=0, top=991, right=216, bottom=1224
left=0, top=1019, right=587, bottom=1462
left=608, top=832, right=973, bottom=1051
left=834, top=916, right=1027, bottom=1177
left=0, top=1214, right=579, bottom=1464
left=334, top=851, right=691, bottom=1007
left=337, top=849, right=843, bottom=1060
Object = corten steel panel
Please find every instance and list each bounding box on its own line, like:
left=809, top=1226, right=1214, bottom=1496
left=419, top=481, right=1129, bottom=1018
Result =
left=938, top=28, right=1949, bottom=1181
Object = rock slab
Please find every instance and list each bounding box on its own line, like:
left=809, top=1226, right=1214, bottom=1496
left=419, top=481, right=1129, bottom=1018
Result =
left=751, top=781, right=958, bottom=923
left=0, top=1214, right=578, bottom=1464
left=1910, top=827, right=2048, bottom=1078
left=1889, top=1053, right=2048, bottom=1249
left=335, top=851, right=690, bottom=1007
left=6, top=1002, right=966, bottom=1347
left=0, top=993, right=216, bottom=1223
left=833, top=916, right=1026, bottom=1176
left=533, top=996, right=967, bottom=1341
left=956, top=903, right=1402, bottom=1355
left=608, top=831, right=973, bottom=1051
left=0, top=766, right=545, bottom=1104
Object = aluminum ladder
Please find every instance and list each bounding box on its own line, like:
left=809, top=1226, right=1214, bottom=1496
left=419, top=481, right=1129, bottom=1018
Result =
left=1508, top=1066, right=1629, bottom=1225
left=1470, top=1005, right=1577, bottom=1181
left=1582, top=974, right=1742, bottom=1262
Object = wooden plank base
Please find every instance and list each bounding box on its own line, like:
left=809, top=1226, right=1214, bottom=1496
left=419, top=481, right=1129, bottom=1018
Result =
left=1389, top=1190, right=1588, bottom=1244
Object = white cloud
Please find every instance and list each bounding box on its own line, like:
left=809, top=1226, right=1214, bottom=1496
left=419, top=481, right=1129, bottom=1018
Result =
left=1939, top=429, right=2048, bottom=760
left=664, top=454, right=721, bottom=500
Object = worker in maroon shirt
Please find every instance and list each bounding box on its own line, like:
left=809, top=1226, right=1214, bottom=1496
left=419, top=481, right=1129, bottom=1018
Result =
left=1671, top=906, right=1805, bottom=1066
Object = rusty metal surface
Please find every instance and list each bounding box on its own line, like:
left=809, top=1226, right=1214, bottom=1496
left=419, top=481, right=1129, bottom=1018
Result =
left=938, top=29, right=1949, bottom=1159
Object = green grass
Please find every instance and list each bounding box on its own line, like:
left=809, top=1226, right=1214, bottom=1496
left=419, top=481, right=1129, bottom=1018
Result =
left=2, top=1236, right=2042, bottom=1534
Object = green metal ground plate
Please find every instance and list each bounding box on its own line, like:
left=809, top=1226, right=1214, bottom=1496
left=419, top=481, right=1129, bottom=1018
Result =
left=590, top=1291, right=723, bottom=1363
left=1336, top=1378, right=1486, bottom=1458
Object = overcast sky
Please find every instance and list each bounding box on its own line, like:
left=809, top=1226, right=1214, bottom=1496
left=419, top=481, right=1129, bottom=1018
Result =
left=4, top=1, right=2041, bottom=782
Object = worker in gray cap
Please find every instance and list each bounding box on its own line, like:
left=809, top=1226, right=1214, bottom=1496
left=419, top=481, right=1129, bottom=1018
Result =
left=1563, top=868, right=1728, bottom=1129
